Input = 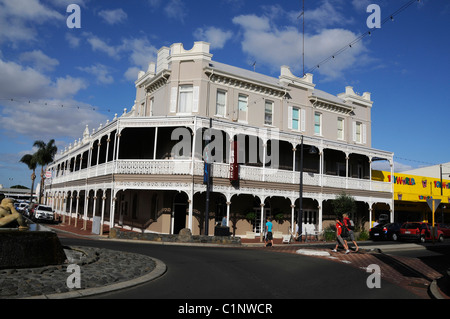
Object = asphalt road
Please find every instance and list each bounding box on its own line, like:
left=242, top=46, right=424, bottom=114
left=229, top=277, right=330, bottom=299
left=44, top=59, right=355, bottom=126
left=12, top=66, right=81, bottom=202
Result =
left=60, top=237, right=422, bottom=300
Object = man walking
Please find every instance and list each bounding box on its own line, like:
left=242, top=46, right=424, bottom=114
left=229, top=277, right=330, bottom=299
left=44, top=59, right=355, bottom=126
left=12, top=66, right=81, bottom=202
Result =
left=332, top=217, right=350, bottom=254
left=343, top=213, right=359, bottom=252
left=265, top=217, right=274, bottom=247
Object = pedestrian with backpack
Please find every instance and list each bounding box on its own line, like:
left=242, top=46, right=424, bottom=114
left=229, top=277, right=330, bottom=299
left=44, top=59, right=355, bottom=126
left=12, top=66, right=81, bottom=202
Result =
left=332, top=216, right=350, bottom=254
left=343, top=213, right=359, bottom=252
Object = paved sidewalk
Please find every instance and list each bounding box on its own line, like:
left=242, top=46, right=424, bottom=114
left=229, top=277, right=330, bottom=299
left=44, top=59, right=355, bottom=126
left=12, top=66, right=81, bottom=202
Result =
left=31, top=219, right=450, bottom=299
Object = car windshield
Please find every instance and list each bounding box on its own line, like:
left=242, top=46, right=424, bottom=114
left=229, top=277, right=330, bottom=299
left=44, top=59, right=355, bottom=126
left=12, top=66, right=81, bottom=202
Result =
left=403, top=223, right=421, bottom=229
left=38, top=206, right=52, bottom=212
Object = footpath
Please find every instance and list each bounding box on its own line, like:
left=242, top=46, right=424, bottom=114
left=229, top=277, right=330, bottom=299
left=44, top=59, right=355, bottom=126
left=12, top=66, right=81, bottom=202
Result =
left=1, top=218, right=449, bottom=299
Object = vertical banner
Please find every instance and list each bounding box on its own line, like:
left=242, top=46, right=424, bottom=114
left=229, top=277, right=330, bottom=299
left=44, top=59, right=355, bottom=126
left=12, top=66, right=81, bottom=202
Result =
left=203, top=140, right=211, bottom=185
left=229, top=140, right=239, bottom=181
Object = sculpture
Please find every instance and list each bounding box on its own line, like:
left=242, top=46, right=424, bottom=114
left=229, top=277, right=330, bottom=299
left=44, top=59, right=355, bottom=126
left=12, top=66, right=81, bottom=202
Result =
left=0, top=198, right=28, bottom=229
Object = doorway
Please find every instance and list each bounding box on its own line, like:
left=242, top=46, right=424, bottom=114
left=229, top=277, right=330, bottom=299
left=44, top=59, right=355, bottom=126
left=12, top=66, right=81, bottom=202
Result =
left=173, top=192, right=188, bottom=234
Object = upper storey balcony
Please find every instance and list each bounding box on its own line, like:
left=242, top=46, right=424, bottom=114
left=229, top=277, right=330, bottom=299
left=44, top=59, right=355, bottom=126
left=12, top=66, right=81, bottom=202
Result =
left=47, top=116, right=393, bottom=197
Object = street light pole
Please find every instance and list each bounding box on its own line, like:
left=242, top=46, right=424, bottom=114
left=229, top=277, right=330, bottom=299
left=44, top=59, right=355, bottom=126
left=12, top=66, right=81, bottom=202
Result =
left=204, top=118, right=212, bottom=236
left=298, top=135, right=304, bottom=241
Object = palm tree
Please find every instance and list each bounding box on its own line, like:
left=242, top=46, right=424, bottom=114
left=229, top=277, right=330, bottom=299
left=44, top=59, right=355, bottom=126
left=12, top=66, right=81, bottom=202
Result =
left=19, top=154, right=37, bottom=203
left=33, top=139, right=58, bottom=203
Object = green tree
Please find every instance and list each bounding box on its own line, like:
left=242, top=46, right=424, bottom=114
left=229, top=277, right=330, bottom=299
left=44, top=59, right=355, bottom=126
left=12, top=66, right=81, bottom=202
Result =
left=332, top=192, right=356, bottom=220
left=33, top=139, right=58, bottom=203
left=20, top=154, right=38, bottom=203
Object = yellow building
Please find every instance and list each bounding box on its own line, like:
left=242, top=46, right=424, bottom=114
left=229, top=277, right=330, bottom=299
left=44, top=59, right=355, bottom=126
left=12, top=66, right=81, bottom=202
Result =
left=373, top=170, right=450, bottom=224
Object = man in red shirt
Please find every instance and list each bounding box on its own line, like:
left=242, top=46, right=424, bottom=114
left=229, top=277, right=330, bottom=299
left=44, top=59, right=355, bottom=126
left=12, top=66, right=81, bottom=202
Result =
left=332, top=217, right=349, bottom=254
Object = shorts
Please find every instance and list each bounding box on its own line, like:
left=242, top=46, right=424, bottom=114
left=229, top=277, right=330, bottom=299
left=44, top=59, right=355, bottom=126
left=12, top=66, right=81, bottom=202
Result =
left=348, top=230, right=355, bottom=241
left=266, top=232, right=273, bottom=240
left=336, top=235, right=345, bottom=247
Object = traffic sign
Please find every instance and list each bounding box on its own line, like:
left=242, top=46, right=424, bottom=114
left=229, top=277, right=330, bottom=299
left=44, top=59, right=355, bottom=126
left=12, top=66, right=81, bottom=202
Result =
left=426, top=199, right=441, bottom=213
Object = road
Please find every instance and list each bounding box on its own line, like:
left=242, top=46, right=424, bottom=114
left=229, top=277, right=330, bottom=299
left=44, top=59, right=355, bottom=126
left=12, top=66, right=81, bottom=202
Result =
left=58, top=236, right=437, bottom=301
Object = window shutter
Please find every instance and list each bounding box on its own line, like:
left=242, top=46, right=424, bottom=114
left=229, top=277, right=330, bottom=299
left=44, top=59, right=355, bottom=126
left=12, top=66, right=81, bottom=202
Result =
left=301, top=109, right=306, bottom=132
left=170, top=87, right=178, bottom=113
left=192, top=86, right=199, bottom=113
left=362, top=124, right=367, bottom=144
left=288, top=106, right=292, bottom=129
left=352, top=121, right=357, bottom=142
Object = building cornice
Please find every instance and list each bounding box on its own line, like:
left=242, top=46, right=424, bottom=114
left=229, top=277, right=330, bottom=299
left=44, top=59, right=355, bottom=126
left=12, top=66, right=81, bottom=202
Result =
left=204, top=67, right=287, bottom=98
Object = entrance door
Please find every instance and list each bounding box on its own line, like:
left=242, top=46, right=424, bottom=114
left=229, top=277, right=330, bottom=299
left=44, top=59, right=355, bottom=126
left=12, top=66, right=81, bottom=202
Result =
left=173, top=204, right=186, bottom=234
left=173, top=192, right=187, bottom=234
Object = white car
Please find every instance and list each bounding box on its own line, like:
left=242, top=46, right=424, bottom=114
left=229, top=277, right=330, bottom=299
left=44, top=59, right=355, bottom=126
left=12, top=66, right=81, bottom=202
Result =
left=33, top=204, right=54, bottom=222
left=17, top=202, right=30, bottom=213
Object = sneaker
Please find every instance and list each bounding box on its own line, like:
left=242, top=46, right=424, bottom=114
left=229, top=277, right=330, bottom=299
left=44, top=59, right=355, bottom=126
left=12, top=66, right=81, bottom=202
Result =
left=331, top=249, right=337, bottom=252
left=345, top=250, right=350, bottom=254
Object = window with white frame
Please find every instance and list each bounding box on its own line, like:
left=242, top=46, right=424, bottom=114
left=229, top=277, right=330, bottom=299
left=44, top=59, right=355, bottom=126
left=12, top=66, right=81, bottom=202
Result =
left=238, top=94, right=248, bottom=122
left=353, top=121, right=366, bottom=144
left=337, top=117, right=344, bottom=140
left=216, top=90, right=226, bottom=117
left=292, top=107, right=299, bottom=130
left=148, top=97, right=154, bottom=116
left=288, top=106, right=305, bottom=131
left=314, top=112, right=322, bottom=135
left=178, top=85, right=193, bottom=113
left=264, top=100, right=273, bottom=125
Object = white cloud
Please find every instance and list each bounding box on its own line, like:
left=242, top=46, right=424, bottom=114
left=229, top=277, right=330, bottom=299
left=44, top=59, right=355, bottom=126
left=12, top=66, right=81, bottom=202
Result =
left=124, top=66, right=141, bottom=81
left=78, top=64, right=114, bottom=84
left=303, top=0, right=353, bottom=30
left=19, top=50, right=59, bottom=72
left=85, top=33, right=120, bottom=59
left=98, top=8, right=128, bottom=25
left=351, top=0, right=372, bottom=11
left=121, top=37, right=158, bottom=69
left=65, top=32, right=81, bottom=48
left=83, top=33, right=158, bottom=75
left=53, top=76, right=87, bottom=98
left=164, top=0, right=187, bottom=23
left=0, top=56, right=106, bottom=142
left=232, top=12, right=368, bottom=80
left=0, top=98, right=107, bottom=142
left=0, top=0, right=63, bottom=44
left=0, top=58, right=86, bottom=100
left=193, top=26, right=233, bottom=49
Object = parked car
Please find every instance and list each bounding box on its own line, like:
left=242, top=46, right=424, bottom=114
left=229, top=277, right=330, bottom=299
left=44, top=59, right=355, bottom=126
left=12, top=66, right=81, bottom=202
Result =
left=16, top=202, right=29, bottom=214
left=438, top=224, right=450, bottom=237
left=369, top=222, right=401, bottom=241
left=32, top=204, right=54, bottom=222
left=378, top=214, right=390, bottom=225
left=399, top=222, right=444, bottom=243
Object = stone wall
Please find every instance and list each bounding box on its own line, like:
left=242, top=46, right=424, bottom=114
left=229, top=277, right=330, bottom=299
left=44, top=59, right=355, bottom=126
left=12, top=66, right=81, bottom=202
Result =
left=109, top=228, right=241, bottom=245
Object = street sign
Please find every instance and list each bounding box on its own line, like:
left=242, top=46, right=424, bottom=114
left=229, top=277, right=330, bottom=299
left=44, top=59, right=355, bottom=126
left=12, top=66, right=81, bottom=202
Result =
left=426, top=198, right=441, bottom=213
left=45, top=170, right=52, bottom=179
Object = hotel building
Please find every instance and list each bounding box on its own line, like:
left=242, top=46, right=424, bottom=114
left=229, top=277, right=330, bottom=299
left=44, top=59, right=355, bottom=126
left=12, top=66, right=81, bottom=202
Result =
left=45, top=42, right=394, bottom=238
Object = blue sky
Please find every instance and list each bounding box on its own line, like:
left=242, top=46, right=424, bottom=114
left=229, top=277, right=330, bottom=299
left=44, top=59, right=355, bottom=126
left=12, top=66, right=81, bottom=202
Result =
left=0, top=0, right=449, bottom=188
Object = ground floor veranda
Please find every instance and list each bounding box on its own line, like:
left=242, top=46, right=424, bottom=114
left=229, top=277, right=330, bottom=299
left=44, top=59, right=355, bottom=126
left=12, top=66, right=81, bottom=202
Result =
left=45, top=185, right=393, bottom=238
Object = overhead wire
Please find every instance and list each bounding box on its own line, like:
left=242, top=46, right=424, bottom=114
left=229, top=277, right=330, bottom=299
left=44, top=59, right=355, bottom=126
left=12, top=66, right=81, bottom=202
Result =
left=0, top=97, right=114, bottom=114
left=304, top=0, right=421, bottom=75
